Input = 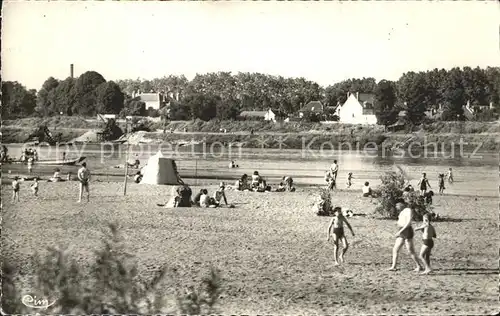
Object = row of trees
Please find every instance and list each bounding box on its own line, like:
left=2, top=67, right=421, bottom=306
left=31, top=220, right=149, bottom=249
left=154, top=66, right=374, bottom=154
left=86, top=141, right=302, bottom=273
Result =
left=2, top=71, right=125, bottom=119
left=3, top=67, right=500, bottom=124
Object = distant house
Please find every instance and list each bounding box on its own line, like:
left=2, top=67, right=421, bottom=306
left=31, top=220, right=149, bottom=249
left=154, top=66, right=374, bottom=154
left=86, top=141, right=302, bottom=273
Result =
left=299, top=101, right=324, bottom=118
left=463, top=101, right=494, bottom=120
left=334, top=92, right=377, bottom=125
left=132, top=91, right=167, bottom=110
left=239, top=109, right=276, bottom=122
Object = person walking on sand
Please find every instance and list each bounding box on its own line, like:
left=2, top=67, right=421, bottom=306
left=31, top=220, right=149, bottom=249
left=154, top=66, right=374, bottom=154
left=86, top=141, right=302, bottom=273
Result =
left=415, top=213, right=437, bottom=274
left=12, top=176, right=20, bottom=202
left=77, top=162, right=91, bottom=203
left=417, top=173, right=431, bottom=196
left=346, top=172, right=353, bottom=188
left=327, top=207, right=355, bottom=266
left=446, top=168, right=454, bottom=184
left=30, top=178, right=39, bottom=197
left=330, top=160, right=339, bottom=182
left=388, top=200, right=423, bottom=272
left=438, top=173, right=445, bottom=195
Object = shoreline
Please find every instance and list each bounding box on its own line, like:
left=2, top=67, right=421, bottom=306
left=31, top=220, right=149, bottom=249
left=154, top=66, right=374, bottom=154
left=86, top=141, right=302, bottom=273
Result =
left=2, top=119, right=499, bottom=151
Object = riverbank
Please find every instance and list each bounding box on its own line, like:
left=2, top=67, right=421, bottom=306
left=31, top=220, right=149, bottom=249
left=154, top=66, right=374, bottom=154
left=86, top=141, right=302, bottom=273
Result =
left=2, top=117, right=499, bottom=151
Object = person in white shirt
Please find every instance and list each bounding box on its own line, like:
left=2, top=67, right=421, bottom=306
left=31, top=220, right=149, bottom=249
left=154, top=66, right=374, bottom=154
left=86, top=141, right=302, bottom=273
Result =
left=362, top=182, right=372, bottom=197
left=388, top=200, right=423, bottom=272
left=77, top=162, right=91, bottom=203
left=330, top=160, right=339, bottom=181
left=199, top=189, right=210, bottom=208
left=251, top=171, right=261, bottom=189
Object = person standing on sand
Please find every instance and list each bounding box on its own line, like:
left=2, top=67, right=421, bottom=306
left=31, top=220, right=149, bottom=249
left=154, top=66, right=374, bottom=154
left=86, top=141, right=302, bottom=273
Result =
left=388, top=200, right=423, bottom=272
left=446, top=168, right=454, bottom=184
left=438, top=173, right=445, bottom=195
left=417, top=173, right=431, bottom=196
left=330, top=160, right=339, bottom=182
left=77, top=162, right=91, bottom=203
left=327, top=207, right=355, bottom=266
left=12, top=176, right=21, bottom=202
left=415, top=213, right=437, bottom=274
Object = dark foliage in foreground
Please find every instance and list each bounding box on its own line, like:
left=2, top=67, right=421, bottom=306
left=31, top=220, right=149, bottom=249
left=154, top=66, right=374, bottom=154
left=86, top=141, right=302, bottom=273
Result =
left=1, top=223, right=223, bottom=314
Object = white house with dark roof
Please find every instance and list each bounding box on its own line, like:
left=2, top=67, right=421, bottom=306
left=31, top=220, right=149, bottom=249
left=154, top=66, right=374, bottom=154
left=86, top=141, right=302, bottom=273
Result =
left=335, top=92, right=377, bottom=125
left=239, top=109, right=276, bottom=122
left=299, top=101, right=324, bottom=118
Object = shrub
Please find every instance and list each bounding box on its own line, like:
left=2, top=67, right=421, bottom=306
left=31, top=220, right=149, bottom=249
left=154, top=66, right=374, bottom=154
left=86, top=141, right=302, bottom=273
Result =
left=2, top=223, right=222, bottom=314
left=375, top=167, right=430, bottom=221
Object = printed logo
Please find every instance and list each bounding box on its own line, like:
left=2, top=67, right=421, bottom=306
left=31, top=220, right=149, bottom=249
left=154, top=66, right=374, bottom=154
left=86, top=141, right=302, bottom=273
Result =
left=21, top=295, right=56, bottom=309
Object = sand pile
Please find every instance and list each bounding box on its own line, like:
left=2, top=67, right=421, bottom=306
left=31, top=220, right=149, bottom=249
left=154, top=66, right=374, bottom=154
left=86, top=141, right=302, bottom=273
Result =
left=71, top=130, right=99, bottom=143
left=125, top=131, right=153, bottom=144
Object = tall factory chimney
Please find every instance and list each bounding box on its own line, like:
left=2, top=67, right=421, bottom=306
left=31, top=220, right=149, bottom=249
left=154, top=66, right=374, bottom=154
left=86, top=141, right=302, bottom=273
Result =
left=70, top=64, right=74, bottom=79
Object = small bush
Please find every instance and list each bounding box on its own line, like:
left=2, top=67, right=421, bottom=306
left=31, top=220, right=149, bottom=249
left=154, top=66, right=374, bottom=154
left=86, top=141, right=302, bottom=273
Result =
left=375, top=167, right=430, bottom=221
left=315, top=188, right=335, bottom=216
left=2, top=223, right=223, bottom=314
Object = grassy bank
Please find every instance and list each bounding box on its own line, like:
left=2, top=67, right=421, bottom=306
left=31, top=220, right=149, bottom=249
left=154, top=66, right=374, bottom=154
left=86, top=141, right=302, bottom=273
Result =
left=5, top=116, right=500, bottom=134
left=2, top=117, right=499, bottom=151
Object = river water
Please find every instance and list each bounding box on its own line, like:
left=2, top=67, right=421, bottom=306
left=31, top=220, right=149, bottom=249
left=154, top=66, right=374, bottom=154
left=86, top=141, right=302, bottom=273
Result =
left=2, top=143, right=498, bottom=197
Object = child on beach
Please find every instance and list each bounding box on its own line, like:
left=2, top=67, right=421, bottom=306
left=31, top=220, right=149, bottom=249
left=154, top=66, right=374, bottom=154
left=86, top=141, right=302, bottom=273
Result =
left=438, top=173, right=445, bottom=194
left=326, top=207, right=355, bottom=266
left=446, top=168, right=454, bottom=184
left=30, top=178, right=39, bottom=197
left=415, top=213, right=437, bottom=274
left=12, top=176, right=20, bottom=202
left=346, top=172, right=353, bottom=188
left=325, top=171, right=336, bottom=190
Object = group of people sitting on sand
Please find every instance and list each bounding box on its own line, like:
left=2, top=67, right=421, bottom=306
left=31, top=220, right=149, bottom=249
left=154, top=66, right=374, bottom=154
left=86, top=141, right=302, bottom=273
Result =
left=165, top=182, right=232, bottom=208
left=234, top=171, right=295, bottom=192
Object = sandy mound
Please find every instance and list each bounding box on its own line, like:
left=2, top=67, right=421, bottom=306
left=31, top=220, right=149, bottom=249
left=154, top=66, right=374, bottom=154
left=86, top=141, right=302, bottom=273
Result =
left=71, top=130, right=99, bottom=143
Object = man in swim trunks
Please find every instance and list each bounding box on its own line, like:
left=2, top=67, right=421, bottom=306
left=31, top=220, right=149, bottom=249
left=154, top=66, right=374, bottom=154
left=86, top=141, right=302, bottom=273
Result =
left=417, top=172, right=431, bottom=196
left=77, top=162, right=91, bottom=203
left=388, top=200, right=423, bottom=272
left=327, top=207, right=355, bottom=266
left=330, top=160, right=339, bottom=182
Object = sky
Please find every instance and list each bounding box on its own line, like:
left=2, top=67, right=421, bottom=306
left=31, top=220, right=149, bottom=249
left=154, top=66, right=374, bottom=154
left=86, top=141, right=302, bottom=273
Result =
left=2, top=1, right=500, bottom=90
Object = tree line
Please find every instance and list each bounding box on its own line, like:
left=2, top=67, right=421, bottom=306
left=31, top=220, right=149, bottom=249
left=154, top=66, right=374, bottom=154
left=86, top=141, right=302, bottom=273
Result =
left=2, top=66, right=499, bottom=125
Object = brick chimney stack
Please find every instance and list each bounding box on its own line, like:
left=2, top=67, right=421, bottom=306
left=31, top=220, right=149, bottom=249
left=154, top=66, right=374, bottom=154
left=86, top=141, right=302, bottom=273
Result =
left=70, top=64, right=74, bottom=79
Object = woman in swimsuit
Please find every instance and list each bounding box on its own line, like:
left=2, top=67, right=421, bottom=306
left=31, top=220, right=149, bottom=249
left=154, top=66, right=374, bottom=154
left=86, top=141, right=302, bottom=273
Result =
left=326, top=207, right=355, bottom=266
